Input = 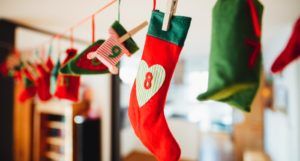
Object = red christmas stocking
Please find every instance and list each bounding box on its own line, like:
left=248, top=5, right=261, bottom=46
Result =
left=129, top=11, right=191, bottom=161
left=19, top=67, right=37, bottom=102
left=36, top=56, right=53, bottom=101
left=271, top=17, right=300, bottom=73
left=55, top=48, right=80, bottom=102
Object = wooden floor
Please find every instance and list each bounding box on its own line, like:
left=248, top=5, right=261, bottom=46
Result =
left=123, top=152, right=191, bottom=161
left=123, top=132, right=234, bottom=161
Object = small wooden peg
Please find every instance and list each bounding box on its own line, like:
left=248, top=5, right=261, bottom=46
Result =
left=162, top=0, right=178, bottom=31
left=118, top=21, right=148, bottom=43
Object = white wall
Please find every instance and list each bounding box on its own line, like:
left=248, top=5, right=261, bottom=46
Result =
left=263, top=21, right=300, bottom=161
left=264, top=62, right=300, bottom=161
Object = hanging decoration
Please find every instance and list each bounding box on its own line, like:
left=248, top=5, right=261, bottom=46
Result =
left=51, top=58, right=61, bottom=94
left=197, top=0, right=264, bottom=112
left=271, top=17, right=300, bottom=73
left=35, top=47, right=54, bottom=101
left=128, top=1, right=192, bottom=160
left=60, top=21, right=145, bottom=75
left=55, top=48, right=80, bottom=102
left=19, top=65, right=37, bottom=102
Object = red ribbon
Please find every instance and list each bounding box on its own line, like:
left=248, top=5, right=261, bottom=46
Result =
left=246, top=39, right=261, bottom=69
left=92, top=15, right=96, bottom=43
left=247, top=0, right=261, bottom=37
left=70, top=28, right=74, bottom=48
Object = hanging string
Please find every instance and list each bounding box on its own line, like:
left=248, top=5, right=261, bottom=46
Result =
left=92, top=15, right=96, bottom=43
left=19, top=0, right=117, bottom=53
left=70, top=28, right=74, bottom=48
left=118, top=0, right=121, bottom=22
left=47, top=43, right=53, bottom=58
left=153, top=0, right=156, bottom=10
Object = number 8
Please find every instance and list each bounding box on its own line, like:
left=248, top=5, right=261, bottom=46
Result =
left=144, top=72, right=153, bottom=90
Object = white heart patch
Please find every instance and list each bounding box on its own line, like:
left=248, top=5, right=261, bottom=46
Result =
left=136, top=60, right=166, bottom=107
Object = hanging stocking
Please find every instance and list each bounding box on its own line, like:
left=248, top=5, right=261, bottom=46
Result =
left=19, top=67, right=37, bottom=102
left=128, top=11, right=191, bottom=161
left=271, top=17, right=300, bottom=73
left=55, top=48, right=80, bottom=102
left=51, top=58, right=61, bottom=94
left=33, top=52, right=53, bottom=101
left=60, top=21, right=139, bottom=75
left=197, top=0, right=264, bottom=112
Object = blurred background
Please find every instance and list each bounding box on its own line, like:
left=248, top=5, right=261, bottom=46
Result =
left=0, top=0, right=299, bottom=161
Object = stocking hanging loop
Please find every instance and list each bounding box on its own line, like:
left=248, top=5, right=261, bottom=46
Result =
left=153, top=0, right=156, bottom=10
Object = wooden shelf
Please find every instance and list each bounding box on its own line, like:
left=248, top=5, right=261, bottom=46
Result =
left=46, top=137, right=64, bottom=146
left=45, top=151, right=64, bottom=161
left=47, top=121, right=65, bottom=129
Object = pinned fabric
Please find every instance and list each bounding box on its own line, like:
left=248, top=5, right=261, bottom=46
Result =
left=60, top=21, right=139, bottom=75
left=197, top=0, right=264, bottom=112
left=87, top=35, right=130, bottom=74
left=271, top=17, right=300, bottom=73
left=129, top=11, right=191, bottom=161
left=36, top=56, right=53, bottom=101
left=55, top=49, right=80, bottom=102
left=50, top=58, right=61, bottom=94
left=19, top=67, right=37, bottom=102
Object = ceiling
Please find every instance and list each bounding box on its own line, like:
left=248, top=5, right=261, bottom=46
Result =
left=0, top=0, right=299, bottom=67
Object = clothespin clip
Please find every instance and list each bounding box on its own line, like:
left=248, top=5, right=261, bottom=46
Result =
left=118, top=21, right=148, bottom=43
left=162, top=0, right=178, bottom=31
left=87, top=21, right=148, bottom=74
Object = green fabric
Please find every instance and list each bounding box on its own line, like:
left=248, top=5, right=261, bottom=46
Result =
left=197, top=0, right=264, bottom=112
left=51, top=59, right=61, bottom=94
left=148, top=10, right=192, bottom=46
left=60, top=40, right=110, bottom=75
left=60, top=21, right=140, bottom=75
left=111, top=21, right=139, bottom=54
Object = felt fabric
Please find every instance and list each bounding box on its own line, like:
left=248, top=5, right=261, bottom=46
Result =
left=271, top=17, right=300, bottom=73
left=55, top=48, right=80, bottom=102
left=19, top=67, right=37, bottom=102
left=60, top=40, right=109, bottom=75
left=60, top=21, right=139, bottom=75
left=50, top=58, right=61, bottom=94
left=35, top=56, right=53, bottom=101
left=128, top=11, right=191, bottom=161
left=86, top=31, right=131, bottom=74
left=36, top=63, right=52, bottom=101
left=197, top=0, right=264, bottom=112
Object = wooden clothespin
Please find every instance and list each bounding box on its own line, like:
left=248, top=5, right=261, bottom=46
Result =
left=162, top=0, right=178, bottom=31
left=118, top=21, right=149, bottom=43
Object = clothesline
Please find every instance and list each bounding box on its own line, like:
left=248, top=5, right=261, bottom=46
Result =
left=15, top=0, right=118, bottom=54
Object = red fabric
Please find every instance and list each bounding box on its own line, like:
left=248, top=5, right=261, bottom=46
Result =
left=46, top=56, right=54, bottom=71
left=55, top=75, right=80, bottom=101
left=36, top=64, right=52, bottom=101
left=76, top=43, right=109, bottom=71
left=19, top=68, right=37, bottom=102
left=55, top=48, right=80, bottom=102
left=247, top=0, right=261, bottom=37
left=129, top=35, right=181, bottom=161
left=271, top=18, right=300, bottom=73
left=64, top=48, right=77, bottom=64
left=153, top=0, right=156, bottom=10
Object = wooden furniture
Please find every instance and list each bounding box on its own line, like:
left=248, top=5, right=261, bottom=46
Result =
left=33, top=101, right=84, bottom=161
left=13, top=81, right=34, bottom=161
left=233, top=74, right=266, bottom=161
left=244, top=150, right=271, bottom=161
